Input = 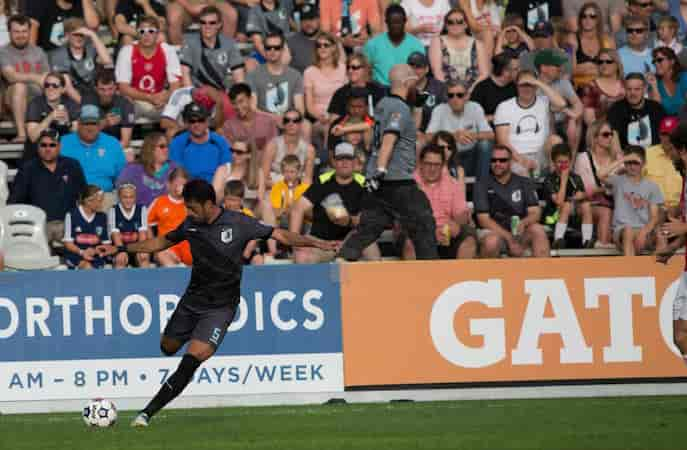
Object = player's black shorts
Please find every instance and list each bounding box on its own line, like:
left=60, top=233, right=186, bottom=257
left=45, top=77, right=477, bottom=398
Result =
left=163, top=295, right=237, bottom=349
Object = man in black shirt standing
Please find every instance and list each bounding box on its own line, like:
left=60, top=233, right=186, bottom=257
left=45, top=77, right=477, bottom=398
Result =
left=9, top=128, right=86, bottom=246
left=97, top=179, right=336, bottom=427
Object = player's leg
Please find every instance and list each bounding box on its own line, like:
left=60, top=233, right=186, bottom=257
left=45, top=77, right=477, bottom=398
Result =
left=578, top=200, right=594, bottom=247
left=552, top=201, right=572, bottom=249
left=397, top=185, right=438, bottom=259
left=339, top=198, right=390, bottom=261
left=523, top=223, right=550, bottom=257
left=594, top=206, right=613, bottom=247
left=8, top=83, right=27, bottom=143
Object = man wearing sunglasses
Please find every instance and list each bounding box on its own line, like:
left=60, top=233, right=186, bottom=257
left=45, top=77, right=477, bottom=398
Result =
left=115, top=15, right=182, bottom=120
left=617, top=15, right=655, bottom=75
left=599, top=145, right=666, bottom=255
left=287, top=4, right=320, bottom=74
left=166, top=0, right=239, bottom=46
left=113, top=0, right=168, bottom=46
left=9, top=128, right=86, bottom=248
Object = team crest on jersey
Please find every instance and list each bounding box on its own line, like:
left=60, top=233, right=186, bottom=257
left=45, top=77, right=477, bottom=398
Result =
left=512, top=190, right=522, bottom=203
left=220, top=228, right=233, bottom=243
left=84, top=59, right=95, bottom=71
left=95, top=226, right=103, bottom=236
left=62, top=175, right=69, bottom=183
left=217, top=51, right=228, bottom=65
left=98, top=148, right=106, bottom=157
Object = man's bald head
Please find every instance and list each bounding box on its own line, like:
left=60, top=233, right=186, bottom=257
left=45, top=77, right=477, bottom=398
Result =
left=389, top=64, right=416, bottom=87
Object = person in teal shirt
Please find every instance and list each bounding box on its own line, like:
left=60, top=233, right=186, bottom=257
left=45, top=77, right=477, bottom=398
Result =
left=364, top=4, right=425, bottom=86
left=649, top=46, right=687, bottom=116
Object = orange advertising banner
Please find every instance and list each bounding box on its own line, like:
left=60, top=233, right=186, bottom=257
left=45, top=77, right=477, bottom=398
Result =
left=341, top=257, right=686, bottom=387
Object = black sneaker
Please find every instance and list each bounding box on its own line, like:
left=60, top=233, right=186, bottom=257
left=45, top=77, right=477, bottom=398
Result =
left=552, top=239, right=565, bottom=250
left=583, top=239, right=595, bottom=249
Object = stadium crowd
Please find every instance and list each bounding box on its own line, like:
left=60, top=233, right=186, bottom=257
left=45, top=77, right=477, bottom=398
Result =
left=1, top=0, right=685, bottom=269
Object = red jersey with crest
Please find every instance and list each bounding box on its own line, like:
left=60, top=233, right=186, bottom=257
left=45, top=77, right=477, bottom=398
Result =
left=115, top=42, right=182, bottom=94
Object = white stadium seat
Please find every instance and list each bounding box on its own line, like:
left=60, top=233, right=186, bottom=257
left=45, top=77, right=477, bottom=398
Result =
left=0, top=204, right=60, bottom=270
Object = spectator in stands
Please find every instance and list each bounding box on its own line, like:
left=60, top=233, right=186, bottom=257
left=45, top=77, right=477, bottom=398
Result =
left=169, top=103, right=232, bottom=183
left=402, top=0, right=449, bottom=48
left=147, top=167, right=192, bottom=266
left=0, top=14, right=49, bottom=145
left=648, top=47, right=687, bottom=115
left=9, top=128, right=86, bottom=246
left=116, top=132, right=176, bottom=206
left=655, top=15, right=682, bottom=55
left=410, top=51, right=447, bottom=134
left=260, top=109, right=315, bottom=199
left=459, top=0, right=501, bottom=56
left=212, top=140, right=259, bottom=205
left=563, top=0, right=623, bottom=34
left=304, top=31, right=347, bottom=153
left=176, top=6, right=245, bottom=124
left=425, top=79, right=493, bottom=180
left=289, top=142, right=379, bottom=263
left=579, top=48, right=625, bottom=125
left=62, top=185, right=111, bottom=270
left=403, top=143, right=476, bottom=259
left=287, top=4, right=319, bottom=73
left=428, top=7, right=488, bottom=91
left=115, top=15, right=182, bottom=121
left=566, top=2, right=616, bottom=90
left=431, top=130, right=464, bottom=180
left=222, top=179, right=264, bottom=265
left=319, top=0, right=381, bottom=51
left=608, top=73, right=666, bottom=149
left=494, top=70, right=566, bottom=177
left=542, top=143, right=594, bottom=249
left=223, top=83, right=278, bottom=168
left=574, top=120, right=623, bottom=249
left=494, top=14, right=533, bottom=58
left=363, top=5, right=424, bottom=86
left=107, top=183, right=151, bottom=268
left=166, top=0, right=238, bottom=45
left=60, top=104, right=127, bottom=211
left=328, top=53, right=387, bottom=121
left=474, top=144, right=550, bottom=258
left=82, top=69, right=135, bottom=154
left=49, top=18, right=113, bottom=104
left=114, top=0, right=168, bottom=46
left=645, top=116, right=682, bottom=216
left=24, top=71, right=79, bottom=162
left=270, top=154, right=309, bottom=228
left=0, top=0, right=13, bottom=47
left=600, top=145, right=666, bottom=256
left=328, top=88, right=374, bottom=156
left=616, top=1, right=658, bottom=48
left=617, top=16, right=654, bottom=76
left=505, top=0, right=562, bottom=35
left=519, top=21, right=572, bottom=78
left=244, top=0, right=292, bottom=69
left=246, top=32, right=306, bottom=124
left=26, top=0, right=99, bottom=52
left=535, top=49, right=584, bottom=153
left=470, top=52, right=519, bottom=124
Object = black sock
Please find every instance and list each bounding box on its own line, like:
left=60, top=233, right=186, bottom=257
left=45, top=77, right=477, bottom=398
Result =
left=142, top=354, right=201, bottom=417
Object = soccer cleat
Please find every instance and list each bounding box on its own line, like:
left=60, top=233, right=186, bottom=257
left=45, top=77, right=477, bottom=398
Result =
left=131, top=412, right=150, bottom=428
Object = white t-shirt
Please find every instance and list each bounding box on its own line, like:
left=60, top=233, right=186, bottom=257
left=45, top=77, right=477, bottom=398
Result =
left=401, top=0, right=450, bottom=46
left=494, top=96, right=550, bottom=161
left=426, top=101, right=492, bottom=152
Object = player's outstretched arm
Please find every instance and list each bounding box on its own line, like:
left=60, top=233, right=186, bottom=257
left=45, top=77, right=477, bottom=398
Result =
left=97, top=235, right=175, bottom=256
left=271, top=229, right=339, bottom=251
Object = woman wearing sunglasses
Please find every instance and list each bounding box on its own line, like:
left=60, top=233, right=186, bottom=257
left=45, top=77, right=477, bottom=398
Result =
left=327, top=53, right=387, bottom=122
left=212, top=140, right=260, bottom=207
left=567, top=2, right=615, bottom=89
left=579, top=48, right=625, bottom=125
left=647, top=46, right=687, bottom=115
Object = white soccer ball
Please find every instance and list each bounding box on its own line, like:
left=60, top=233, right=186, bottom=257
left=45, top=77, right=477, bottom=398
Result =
left=82, top=398, right=118, bottom=428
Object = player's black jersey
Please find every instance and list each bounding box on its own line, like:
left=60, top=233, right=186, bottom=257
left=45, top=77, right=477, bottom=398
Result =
left=166, top=209, right=274, bottom=307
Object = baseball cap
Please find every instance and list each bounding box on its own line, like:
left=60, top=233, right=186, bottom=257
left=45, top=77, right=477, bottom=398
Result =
left=182, top=103, right=209, bottom=121
left=334, top=142, right=355, bottom=159
left=79, top=104, right=101, bottom=123
left=38, top=128, right=60, bottom=142
left=299, top=3, right=319, bottom=20
left=532, top=20, right=554, bottom=38
left=534, top=49, right=568, bottom=68
left=407, top=51, right=429, bottom=67
left=660, top=116, right=679, bottom=134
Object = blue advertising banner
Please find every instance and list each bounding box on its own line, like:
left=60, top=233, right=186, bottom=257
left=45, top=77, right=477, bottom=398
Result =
left=0, top=265, right=343, bottom=401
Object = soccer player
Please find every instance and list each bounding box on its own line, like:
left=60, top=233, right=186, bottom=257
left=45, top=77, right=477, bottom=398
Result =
left=657, top=123, right=687, bottom=367
left=96, top=179, right=337, bottom=427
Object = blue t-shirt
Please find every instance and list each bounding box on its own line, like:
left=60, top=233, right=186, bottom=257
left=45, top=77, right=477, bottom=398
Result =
left=169, top=131, right=232, bottom=183
left=60, top=132, right=126, bottom=192
left=657, top=72, right=687, bottom=115
left=618, top=46, right=654, bottom=77
left=363, top=33, right=425, bottom=86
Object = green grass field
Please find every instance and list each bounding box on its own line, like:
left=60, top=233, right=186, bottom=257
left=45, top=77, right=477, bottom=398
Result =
left=1, top=396, right=686, bottom=450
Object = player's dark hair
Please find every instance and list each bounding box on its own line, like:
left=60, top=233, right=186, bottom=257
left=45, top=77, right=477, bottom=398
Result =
left=183, top=179, right=217, bottom=205
left=624, top=72, right=646, bottom=83
left=229, top=82, right=252, bottom=100
left=169, top=167, right=189, bottom=182
left=96, top=68, right=116, bottom=85
left=551, top=143, right=572, bottom=161
left=199, top=5, right=222, bottom=23
left=431, top=131, right=459, bottom=169
left=623, top=145, right=646, bottom=162
left=492, top=52, right=514, bottom=77
left=8, top=14, right=30, bottom=29
left=385, top=4, right=406, bottom=22
left=419, top=143, right=446, bottom=163
left=224, top=180, right=245, bottom=198
left=264, top=32, right=285, bottom=47
left=79, top=185, right=103, bottom=204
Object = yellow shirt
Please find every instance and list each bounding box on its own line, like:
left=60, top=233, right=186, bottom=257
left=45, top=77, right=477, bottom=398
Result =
left=645, top=144, right=681, bottom=208
left=270, top=180, right=309, bottom=211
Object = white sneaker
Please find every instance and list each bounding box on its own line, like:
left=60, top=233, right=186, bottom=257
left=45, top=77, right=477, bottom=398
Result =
left=131, top=412, right=150, bottom=428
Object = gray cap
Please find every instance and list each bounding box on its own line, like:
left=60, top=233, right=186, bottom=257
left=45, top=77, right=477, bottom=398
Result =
left=334, top=142, right=355, bottom=159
